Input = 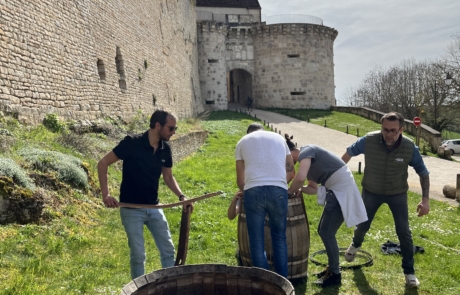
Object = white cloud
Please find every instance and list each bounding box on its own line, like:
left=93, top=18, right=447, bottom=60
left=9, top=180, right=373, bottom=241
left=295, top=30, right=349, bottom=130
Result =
left=259, top=0, right=460, bottom=104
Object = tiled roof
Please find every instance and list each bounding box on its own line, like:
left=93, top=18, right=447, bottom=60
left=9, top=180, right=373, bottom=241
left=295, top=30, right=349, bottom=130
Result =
left=196, top=0, right=261, bottom=9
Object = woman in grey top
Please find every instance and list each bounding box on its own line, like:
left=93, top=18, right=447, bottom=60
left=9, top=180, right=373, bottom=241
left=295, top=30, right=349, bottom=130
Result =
left=286, top=135, right=367, bottom=288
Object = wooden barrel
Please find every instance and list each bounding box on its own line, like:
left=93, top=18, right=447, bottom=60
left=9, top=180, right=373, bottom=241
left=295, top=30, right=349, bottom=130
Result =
left=121, top=264, right=295, bottom=295
left=237, top=194, right=310, bottom=279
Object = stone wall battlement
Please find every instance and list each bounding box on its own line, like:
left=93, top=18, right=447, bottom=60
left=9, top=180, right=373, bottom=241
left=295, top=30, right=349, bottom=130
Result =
left=254, top=23, right=338, bottom=41
left=198, top=21, right=229, bottom=35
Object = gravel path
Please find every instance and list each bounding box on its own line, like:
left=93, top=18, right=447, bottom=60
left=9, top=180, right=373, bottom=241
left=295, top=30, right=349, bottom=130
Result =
left=228, top=104, right=459, bottom=207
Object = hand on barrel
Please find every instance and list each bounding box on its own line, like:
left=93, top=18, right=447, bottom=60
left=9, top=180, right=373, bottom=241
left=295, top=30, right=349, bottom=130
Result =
left=288, top=189, right=301, bottom=198
left=227, top=191, right=243, bottom=220
left=103, top=194, right=119, bottom=208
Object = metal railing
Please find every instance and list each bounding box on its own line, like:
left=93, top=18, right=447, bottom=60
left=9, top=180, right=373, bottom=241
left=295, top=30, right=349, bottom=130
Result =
left=196, top=12, right=258, bottom=23
left=262, top=14, right=323, bottom=25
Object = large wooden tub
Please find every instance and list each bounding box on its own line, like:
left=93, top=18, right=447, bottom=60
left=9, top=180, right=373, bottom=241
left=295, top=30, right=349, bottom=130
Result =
left=121, top=264, right=295, bottom=295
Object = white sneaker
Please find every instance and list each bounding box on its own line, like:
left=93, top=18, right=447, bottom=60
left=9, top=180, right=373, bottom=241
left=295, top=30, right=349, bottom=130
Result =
left=344, top=244, right=360, bottom=262
left=405, top=274, right=420, bottom=287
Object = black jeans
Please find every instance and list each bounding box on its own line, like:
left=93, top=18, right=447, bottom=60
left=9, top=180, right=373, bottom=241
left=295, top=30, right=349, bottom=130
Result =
left=318, top=190, right=344, bottom=274
left=352, top=189, right=415, bottom=274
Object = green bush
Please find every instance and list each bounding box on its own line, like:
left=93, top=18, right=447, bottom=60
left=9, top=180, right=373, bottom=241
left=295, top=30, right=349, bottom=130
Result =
left=127, top=109, right=149, bottom=134
left=0, top=157, right=35, bottom=190
left=18, top=148, right=88, bottom=190
left=43, top=113, right=66, bottom=133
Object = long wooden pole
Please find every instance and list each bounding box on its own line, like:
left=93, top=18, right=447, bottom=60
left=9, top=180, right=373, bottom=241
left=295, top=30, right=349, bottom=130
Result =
left=118, top=191, right=223, bottom=209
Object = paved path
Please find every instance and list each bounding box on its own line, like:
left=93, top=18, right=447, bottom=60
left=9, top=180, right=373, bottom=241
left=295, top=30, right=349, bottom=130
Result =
left=228, top=104, right=459, bottom=206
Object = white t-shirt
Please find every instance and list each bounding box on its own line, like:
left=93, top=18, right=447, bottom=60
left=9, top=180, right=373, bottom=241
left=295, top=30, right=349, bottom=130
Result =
left=235, top=130, right=290, bottom=190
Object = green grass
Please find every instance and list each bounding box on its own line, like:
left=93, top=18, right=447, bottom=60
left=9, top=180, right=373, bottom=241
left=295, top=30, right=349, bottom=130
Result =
left=443, top=130, right=460, bottom=140
left=265, top=108, right=440, bottom=157
left=0, top=111, right=459, bottom=294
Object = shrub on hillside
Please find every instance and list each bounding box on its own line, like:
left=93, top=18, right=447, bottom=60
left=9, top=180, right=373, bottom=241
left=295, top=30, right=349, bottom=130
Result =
left=127, top=110, right=149, bottom=134
left=18, top=148, right=88, bottom=190
left=0, top=157, right=35, bottom=190
left=43, top=113, right=66, bottom=133
left=57, top=132, right=94, bottom=156
left=0, top=131, right=16, bottom=153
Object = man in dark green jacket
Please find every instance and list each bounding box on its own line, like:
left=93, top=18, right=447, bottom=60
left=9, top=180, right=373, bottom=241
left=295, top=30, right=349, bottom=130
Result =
left=341, top=112, right=430, bottom=288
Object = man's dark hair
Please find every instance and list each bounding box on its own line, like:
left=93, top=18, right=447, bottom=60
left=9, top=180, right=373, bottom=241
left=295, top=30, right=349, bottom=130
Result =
left=380, top=112, right=405, bottom=128
left=246, top=123, right=264, bottom=134
left=149, top=110, right=177, bottom=129
left=285, top=134, right=296, bottom=150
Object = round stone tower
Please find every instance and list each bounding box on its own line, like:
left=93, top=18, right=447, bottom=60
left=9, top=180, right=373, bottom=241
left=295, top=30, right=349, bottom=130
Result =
left=252, top=23, right=338, bottom=109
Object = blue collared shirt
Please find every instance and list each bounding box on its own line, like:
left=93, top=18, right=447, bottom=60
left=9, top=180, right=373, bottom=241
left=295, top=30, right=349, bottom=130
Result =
left=346, top=135, right=429, bottom=177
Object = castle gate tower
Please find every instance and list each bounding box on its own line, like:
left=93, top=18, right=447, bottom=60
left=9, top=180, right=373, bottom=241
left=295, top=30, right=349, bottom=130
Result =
left=253, top=19, right=338, bottom=109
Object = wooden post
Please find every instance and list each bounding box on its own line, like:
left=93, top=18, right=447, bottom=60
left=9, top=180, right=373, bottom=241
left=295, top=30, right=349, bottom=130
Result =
left=263, top=120, right=266, bottom=125
left=275, top=127, right=277, bottom=133
left=416, top=126, right=421, bottom=147
left=456, top=174, right=460, bottom=202
left=358, top=162, right=362, bottom=174
left=357, top=128, right=359, bottom=137
left=324, top=120, right=326, bottom=127
left=254, top=114, right=257, bottom=119
left=308, top=115, right=310, bottom=123
left=279, top=130, right=281, bottom=135
left=346, top=126, right=349, bottom=134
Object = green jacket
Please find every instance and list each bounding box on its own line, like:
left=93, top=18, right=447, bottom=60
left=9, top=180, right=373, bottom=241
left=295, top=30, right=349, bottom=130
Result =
left=362, top=131, right=415, bottom=195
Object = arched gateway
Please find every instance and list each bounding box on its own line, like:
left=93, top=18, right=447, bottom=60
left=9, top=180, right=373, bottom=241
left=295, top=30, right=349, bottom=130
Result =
left=196, top=0, right=338, bottom=111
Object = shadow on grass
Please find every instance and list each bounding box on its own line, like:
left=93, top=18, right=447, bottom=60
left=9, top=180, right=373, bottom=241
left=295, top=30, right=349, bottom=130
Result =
left=292, top=276, right=341, bottom=295
left=352, top=268, right=379, bottom=295
left=404, top=286, right=420, bottom=295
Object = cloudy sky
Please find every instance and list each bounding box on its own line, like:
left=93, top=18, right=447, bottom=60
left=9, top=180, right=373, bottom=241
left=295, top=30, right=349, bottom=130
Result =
left=259, top=0, right=460, bottom=105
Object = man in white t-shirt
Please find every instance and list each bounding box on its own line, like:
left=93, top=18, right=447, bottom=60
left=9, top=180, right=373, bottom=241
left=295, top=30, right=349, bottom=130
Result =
left=235, top=123, right=295, bottom=277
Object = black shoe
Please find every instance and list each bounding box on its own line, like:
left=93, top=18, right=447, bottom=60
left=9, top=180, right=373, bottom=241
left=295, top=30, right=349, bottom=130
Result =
left=313, top=267, right=342, bottom=278
left=313, top=269, right=328, bottom=278
left=313, top=270, right=341, bottom=288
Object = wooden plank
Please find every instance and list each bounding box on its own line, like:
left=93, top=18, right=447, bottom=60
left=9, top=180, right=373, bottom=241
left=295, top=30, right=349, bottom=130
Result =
left=119, top=191, right=222, bottom=209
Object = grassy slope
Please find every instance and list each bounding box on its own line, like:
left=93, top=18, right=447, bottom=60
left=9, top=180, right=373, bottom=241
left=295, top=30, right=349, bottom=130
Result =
left=0, top=111, right=459, bottom=294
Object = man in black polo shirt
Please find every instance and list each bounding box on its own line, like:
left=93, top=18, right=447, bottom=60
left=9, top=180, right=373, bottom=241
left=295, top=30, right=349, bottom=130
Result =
left=97, top=109, right=189, bottom=279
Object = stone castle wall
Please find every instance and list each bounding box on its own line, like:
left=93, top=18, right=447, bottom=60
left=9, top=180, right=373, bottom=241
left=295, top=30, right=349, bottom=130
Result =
left=197, top=22, right=228, bottom=110
left=0, top=0, right=203, bottom=125
left=253, top=23, right=338, bottom=109
left=197, top=21, right=338, bottom=110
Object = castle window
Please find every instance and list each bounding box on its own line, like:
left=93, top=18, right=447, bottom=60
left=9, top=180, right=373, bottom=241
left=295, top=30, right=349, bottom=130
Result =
left=115, top=47, right=127, bottom=90
left=97, top=59, right=106, bottom=81
left=287, top=54, right=300, bottom=58
left=290, top=92, right=306, bottom=95
left=208, top=59, right=219, bottom=63
left=205, top=100, right=215, bottom=104
left=228, top=14, right=239, bottom=23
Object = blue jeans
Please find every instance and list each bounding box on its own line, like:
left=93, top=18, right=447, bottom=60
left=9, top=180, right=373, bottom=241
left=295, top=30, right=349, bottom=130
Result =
left=244, top=185, right=288, bottom=277
left=120, top=208, right=175, bottom=279
left=352, top=189, right=415, bottom=274
left=318, top=190, right=344, bottom=274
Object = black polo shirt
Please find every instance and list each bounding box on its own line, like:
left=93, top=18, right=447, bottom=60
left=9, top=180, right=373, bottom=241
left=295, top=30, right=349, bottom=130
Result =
left=113, top=131, right=173, bottom=204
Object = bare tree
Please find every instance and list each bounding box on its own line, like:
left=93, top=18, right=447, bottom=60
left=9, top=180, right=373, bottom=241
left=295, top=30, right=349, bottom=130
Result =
left=345, top=55, right=460, bottom=132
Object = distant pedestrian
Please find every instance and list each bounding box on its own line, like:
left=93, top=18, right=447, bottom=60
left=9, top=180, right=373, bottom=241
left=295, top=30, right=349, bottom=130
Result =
left=247, top=96, right=253, bottom=111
